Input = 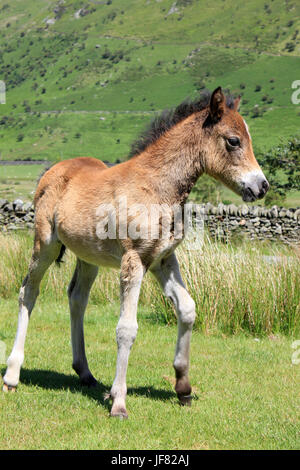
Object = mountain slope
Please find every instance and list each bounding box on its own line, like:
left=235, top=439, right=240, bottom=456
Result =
left=0, top=0, right=299, bottom=162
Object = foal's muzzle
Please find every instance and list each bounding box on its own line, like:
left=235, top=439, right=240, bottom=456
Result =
left=241, top=171, right=269, bottom=202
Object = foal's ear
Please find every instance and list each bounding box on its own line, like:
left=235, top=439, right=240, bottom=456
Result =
left=209, top=87, right=226, bottom=122
left=233, top=95, right=241, bottom=111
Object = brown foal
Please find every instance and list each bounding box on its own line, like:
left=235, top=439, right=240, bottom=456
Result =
left=3, top=87, right=269, bottom=418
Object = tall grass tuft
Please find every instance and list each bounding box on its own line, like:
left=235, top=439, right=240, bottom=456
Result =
left=177, top=239, right=300, bottom=336
left=0, top=232, right=299, bottom=336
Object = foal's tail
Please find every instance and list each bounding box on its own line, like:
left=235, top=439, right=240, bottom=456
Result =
left=55, top=244, right=66, bottom=266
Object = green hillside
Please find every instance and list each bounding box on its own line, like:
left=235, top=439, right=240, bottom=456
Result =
left=0, top=0, right=299, bottom=162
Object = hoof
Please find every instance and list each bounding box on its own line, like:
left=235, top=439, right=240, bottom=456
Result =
left=110, top=407, right=128, bottom=419
left=3, top=384, right=17, bottom=393
left=80, top=374, right=98, bottom=388
left=178, top=394, right=192, bottom=407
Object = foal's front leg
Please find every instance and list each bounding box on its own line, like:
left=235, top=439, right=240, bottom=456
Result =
left=152, top=253, right=196, bottom=406
left=3, top=240, right=61, bottom=391
left=110, top=251, right=145, bottom=418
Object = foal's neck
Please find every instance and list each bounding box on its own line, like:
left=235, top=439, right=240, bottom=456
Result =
left=136, top=115, right=205, bottom=205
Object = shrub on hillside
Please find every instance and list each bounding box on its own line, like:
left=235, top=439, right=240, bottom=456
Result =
left=259, top=135, right=300, bottom=205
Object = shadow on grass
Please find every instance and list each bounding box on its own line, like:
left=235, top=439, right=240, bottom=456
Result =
left=1, top=367, right=175, bottom=411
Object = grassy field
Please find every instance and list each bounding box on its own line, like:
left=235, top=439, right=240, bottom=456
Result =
left=0, top=164, right=44, bottom=201
left=0, top=232, right=299, bottom=336
left=1, top=298, right=299, bottom=450
left=0, top=231, right=299, bottom=449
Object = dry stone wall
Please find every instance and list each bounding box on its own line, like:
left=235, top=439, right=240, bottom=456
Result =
left=0, top=199, right=35, bottom=231
left=199, top=202, right=300, bottom=244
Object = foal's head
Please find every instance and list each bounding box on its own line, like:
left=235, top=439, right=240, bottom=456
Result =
left=202, top=87, right=269, bottom=202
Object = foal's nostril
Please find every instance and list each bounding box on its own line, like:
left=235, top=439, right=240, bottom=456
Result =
left=262, top=180, right=269, bottom=192
left=258, top=179, right=269, bottom=199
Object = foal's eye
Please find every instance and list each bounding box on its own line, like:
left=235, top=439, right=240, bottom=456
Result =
left=226, top=137, right=240, bottom=149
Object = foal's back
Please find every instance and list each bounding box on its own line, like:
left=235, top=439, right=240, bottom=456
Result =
left=35, top=157, right=108, bottom=206
left=34, top=157, right=108, bottom=251
left=34, top=157, right=129, bottom=267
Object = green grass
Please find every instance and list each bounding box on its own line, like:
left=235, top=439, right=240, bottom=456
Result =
left=0, top=232, right=299, bottom=336
left=0, top=112, right=151, bottom=162
left=0, top=298, right=299, bottom=449
left=0, top=230, right=299, bottom=449
left=0, top=0, right=299, bottom=167
left=0, top=164, right=44, bottom=200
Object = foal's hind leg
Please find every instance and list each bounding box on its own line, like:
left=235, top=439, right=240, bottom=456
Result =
left=3, top=238, right=61, bottom=391
left=151, top=252, right=196, bottom=406
left=68, top=259, right=98, bottom=387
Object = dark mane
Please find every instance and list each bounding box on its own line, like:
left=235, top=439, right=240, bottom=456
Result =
left=129, top=89, right=235, bottom=158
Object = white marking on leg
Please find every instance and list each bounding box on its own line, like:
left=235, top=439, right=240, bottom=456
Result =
left=173, top=294, right=196, bottom=376
left=152, top=253, right=195, bottom=397
left=4, top=279, right=40, bottom=387
left=110, top=252, right=145, bottom=417
left=3, top=244, right=60, bottom=389
left=3, top=286, right=31, bottom=387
